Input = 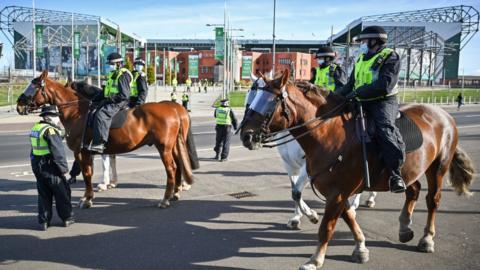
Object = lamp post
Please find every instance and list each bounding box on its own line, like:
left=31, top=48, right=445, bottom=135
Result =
left=206, top=22, right=243, bottom=98
left=272, top=0, right=277, bottom=79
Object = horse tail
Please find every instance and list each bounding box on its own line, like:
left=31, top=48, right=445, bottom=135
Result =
left=175, top=113, right=198, bottom=185
left=186, top=115, right=200, bottom=170
left=448, top=146, right=475, bottom=197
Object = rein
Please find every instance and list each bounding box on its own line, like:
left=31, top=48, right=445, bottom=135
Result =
left=262, top=99, right=347, bottom=148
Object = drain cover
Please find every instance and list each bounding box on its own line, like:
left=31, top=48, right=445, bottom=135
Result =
left=229, top=191, right=257, bottom=199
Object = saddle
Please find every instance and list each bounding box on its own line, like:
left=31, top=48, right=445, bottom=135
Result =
left=356, top=111, right=423, bottom=153
left=87, top=105, right=130, bottom=129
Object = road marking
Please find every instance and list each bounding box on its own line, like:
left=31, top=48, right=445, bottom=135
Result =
left=463, top=114, right=480, bottom=118
left=0, top=146, right=244, bottom=169
left=457, top=124, right=480, bottom=129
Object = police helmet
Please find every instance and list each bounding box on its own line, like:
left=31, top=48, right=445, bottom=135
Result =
left=220, top=99, right=229, bottom=106
left=106, top=52, right=123, bottom=64
left=134, top=58, right=145, bottom=66
left=39, top=105, right=60, bottom=117
left=315, top=46, right=335, bottom=58
left=355, top=26, right=388, bottom=43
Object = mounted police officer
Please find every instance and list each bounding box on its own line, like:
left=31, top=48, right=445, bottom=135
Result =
left=311, top=46, right=347, bottom=90
left=129, top=57, right=148, bottom=108
left=89, top=52, right=132, bottom=153
left=214, top=99, right=238, bottom=161
left=30, top=105, right=74, bottom=230
left=337, top=25, right=406, bottom=193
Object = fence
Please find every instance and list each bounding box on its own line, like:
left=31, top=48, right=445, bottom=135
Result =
left=398, top=87, right=480, bottom=105
left=0, top=83, right=27, bottom=111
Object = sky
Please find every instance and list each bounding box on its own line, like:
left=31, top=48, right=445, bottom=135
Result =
left=1, top=0, right=479, bottom=75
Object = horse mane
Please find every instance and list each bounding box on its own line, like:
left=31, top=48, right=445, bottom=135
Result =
left=292, top=80, right=331, bottom=101
left=69, top=81, right=102, bottom=100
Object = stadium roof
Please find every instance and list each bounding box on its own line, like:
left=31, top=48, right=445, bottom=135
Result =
left=0, top=5, right=145, bottom=46
left=329, top=5, right=479, bottom=49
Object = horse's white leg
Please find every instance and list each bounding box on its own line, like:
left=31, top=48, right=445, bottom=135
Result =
left=347, top=193, right=361, bottom=219
left=97, top=154, right=110, bottom=192
left=108, top=155, right=118, bottom=188
left=295, top=165, right=319, bottom=224
left=399, top=182, right=420, bottom=243
left=341, top=207, right=369, bottom=264
left=287, top=174, right=303, bottom=230
left=365, top=192, right=377, bottom=208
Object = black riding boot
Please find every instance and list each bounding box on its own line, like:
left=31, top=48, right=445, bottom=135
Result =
left=389, top=170, right=406, bottom=193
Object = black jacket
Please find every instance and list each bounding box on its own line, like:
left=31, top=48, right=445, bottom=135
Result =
left=336, top=46, right=400, bottom=100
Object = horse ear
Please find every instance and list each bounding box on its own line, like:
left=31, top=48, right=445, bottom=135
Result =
left=40, top=70, right=48, bottom=80
left=280, top=69, right=289, bottom=87
left=259, top=71, right=268, bottom=82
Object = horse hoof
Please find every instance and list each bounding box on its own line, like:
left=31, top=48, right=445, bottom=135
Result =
left=287, top=219, right=301, bottom=230
left=417, top=238, right=435, bottom=253
left=170, top=194, right=180, bottom=201
left=158, top=200, right=170, bottom=209
left=365, top=200, right=375, bottom=208
left=309, top=212, right=319, bottom=224
left=107, top=183, right=116, bottom=189
left=352, top=248, right=369, bottom=264
left=181, top=183, right=191, bottom=191
left=97, top=184, right=108, bottom=192
left=299, top=262, right=321, bottom=270
left=79, top=199, right=93, bottom=209
left=399, top=230, right=414, bottom=243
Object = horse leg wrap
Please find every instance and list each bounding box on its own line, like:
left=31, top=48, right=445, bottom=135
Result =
left=292, top=189, right=302, bottom=201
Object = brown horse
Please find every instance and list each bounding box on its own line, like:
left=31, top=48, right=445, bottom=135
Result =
left=240, top=70, right=475, bottom=269
left=17, top=70, right=199, bottom=209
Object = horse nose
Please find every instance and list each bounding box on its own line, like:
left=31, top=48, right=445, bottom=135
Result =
left=241, top=132, right=254, bottom=148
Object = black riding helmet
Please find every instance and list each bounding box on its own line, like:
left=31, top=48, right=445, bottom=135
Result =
left=106, top=52, right=123, bottom=64
left=315, top=46, right=335, bottom=59
left=134, top=57, right=145, bottom=66
left=39, top=105, right=60, bottom=117
left=355, top=26, right=388, bottom=44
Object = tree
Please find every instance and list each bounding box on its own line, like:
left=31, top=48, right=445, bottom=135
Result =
left=146, top=65, right=155, bottom=85
left=124, top=57, right=134, bottom=72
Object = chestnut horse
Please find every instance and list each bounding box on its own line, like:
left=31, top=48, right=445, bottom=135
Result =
left=240, top=70, right=475, bottom=269
left=17, top=71, right=199, bottom=209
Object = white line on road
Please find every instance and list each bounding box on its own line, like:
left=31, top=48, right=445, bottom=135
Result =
left=463, top=114, right=480, bottom=118
left=0, top=146, right=244, bottom=169
left=457, top=124, right=480, bottom=129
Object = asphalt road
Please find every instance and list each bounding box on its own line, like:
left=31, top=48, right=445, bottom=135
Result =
left=0, top=105, right=479, bottom=270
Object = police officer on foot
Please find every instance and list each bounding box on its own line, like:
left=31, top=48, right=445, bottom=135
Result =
left=312, top=46, right=346, bottom=90
left=89, top=52, right=132, bottom=153
left=214, top=99, right=238, bottom=161
left=182, top=91, right=190, bottom=111
left=336, top=25, right=406, bottom=193
left=171, top=90, right=177, bottom=103
left=30, top=105, right=74, bottom=231
left=129, top=58, right=148, bottom=108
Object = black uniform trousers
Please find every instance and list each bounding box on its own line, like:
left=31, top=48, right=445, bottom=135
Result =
left=362, top=96, right=405, bottom=175
left=93, top=101, right=127, bottom=144
left=214, top=125, right=232, bottom=159
left=32, top=156, right=73, bottom=224
left=69, top=160, right=81, bottom=178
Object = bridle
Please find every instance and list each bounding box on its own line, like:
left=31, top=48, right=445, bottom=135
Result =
left=244, top=82, right=348, bottom=148
left=20, top=78, right=88, bottom=114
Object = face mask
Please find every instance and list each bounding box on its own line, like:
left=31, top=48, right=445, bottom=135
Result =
left=46, top=116, right=60, bottom=126
left=109, top=64, right=117, bottom=70
left=317, top=59, right=325, bottom=65
left=135, top=65, right=143, bottom=71
left=359, top=43, right=369, bottom=54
